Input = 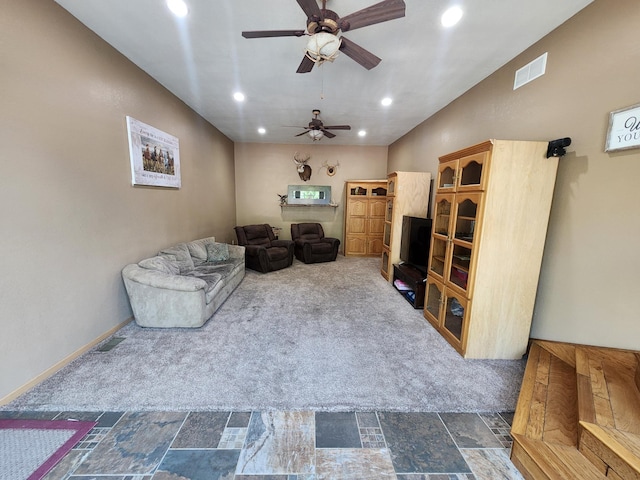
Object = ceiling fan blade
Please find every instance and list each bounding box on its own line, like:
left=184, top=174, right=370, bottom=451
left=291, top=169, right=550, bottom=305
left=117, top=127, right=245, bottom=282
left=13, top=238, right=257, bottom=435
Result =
left=321, top=129, right=336, bottom=138
left=339, top=0, right=406, bottom=32
left=323, top=125, right=351, bottom=130
left=297, top=0, right=322, bottom=19
left=242, top=30, right=306, bottom=38
left=296, top=55, right=315, bottom=73
left=339, top=37, right=381, bottom=70
left=295, top=130, right=311, bottom=137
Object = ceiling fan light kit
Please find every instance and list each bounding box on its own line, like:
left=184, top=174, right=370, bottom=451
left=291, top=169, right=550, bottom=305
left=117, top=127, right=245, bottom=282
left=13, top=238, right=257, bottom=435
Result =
left=241, top=0, right=406, bottom=73
left=309, top=129, right=325, bottom=140
left=304, top=32, right=342, bottom=65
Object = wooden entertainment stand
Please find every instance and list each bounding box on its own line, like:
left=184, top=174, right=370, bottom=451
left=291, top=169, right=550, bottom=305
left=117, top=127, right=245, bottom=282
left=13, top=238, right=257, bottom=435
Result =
left=392, top=263, right=426, bottom=309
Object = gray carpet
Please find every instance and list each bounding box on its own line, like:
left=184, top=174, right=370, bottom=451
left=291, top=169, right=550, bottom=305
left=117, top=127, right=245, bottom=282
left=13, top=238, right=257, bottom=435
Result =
left=5, top=257, right=526, bottom=412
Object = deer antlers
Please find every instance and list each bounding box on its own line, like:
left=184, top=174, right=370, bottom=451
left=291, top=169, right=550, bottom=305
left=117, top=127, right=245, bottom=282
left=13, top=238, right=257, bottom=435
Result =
left=293, top=152, right=312, bottom=181
left=321, top=160, right=340, bottom=176
left=293, top=152, right=310, bottom=170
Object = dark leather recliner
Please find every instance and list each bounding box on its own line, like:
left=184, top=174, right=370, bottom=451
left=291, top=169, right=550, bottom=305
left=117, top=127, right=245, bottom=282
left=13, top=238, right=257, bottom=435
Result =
left=290, top=223, right=340, bottom=264
left=234, top=224, right=294, bottom=273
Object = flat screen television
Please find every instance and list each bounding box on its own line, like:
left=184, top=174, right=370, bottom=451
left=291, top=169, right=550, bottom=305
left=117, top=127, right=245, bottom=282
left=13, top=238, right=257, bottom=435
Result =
left=399, top=216, right=432, bottom=274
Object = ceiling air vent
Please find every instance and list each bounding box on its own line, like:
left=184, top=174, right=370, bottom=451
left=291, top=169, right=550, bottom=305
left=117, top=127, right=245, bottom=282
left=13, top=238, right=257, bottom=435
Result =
left=514, top=52, right=548, bottom=90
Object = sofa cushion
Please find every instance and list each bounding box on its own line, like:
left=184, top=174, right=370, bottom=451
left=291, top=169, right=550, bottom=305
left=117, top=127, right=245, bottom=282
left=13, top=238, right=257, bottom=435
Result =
left=186, top=238, right=209, bottom=262
left=266, top=246, right=290, bottom=262
left=138, top=255, right=180, bottom=275
left=242, top=224, right=272, bottom=247
left=159, top=243, right=195, bottom=274
left=198, top=273, right=223, bottom=304
left=308, top=242, right=333, bottom=254
left=206, top=242, right=229, bottom=262
left=192, top=261, right=235, bottom=278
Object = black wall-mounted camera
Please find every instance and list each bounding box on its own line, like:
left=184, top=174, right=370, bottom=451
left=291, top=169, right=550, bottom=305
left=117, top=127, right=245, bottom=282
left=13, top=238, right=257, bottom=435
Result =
left=546, top=137, right=571, bottom=158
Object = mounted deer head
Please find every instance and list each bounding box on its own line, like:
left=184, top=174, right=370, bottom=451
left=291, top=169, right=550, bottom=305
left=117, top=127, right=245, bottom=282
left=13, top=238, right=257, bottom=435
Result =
left=293, top=152, right=312, bottom=181
left=321, top=160, right=340, bottom=176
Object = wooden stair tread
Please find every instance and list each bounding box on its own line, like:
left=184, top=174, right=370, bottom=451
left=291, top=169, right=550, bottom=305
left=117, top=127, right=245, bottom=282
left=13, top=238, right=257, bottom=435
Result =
left=512, top=340, right=640, bottom=479
left=576, top=345, right=640, bottom=434
left=536, top=340, right=577, bottom=368
left=581, top=422, right=640, bottom=474
left=512, top=433, right=605, bottom=479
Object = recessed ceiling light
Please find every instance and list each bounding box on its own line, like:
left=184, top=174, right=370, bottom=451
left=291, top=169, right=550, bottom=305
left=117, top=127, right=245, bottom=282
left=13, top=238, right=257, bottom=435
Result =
left=233, top=92, right=245, bottom=102
left=381, top=97, right=393, bottom=106
left=358, top=130, right=367, bottom=137
left=166, top=0, right=188, bottom=18
left=441, top=6, right=463, bottom=27
left=258, top=127, right=266, bottom=135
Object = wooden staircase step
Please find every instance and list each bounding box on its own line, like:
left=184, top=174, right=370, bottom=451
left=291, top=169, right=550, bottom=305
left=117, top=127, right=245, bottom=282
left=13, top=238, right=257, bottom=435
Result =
left=512, top=433, right=605, bottom=480
left=537, top=340, right=577, bottom=369
left=576, top=345, right=640, bottom=434
left=512, top=340, right=640, bottom=480
left=512, top=342, right=578, bottom=445
left=580, top=422, right=640, bottom=480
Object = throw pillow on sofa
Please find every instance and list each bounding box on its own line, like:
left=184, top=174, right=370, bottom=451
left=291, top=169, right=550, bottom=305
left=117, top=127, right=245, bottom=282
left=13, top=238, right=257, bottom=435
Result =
left=206, top=242, right=229, bottom=262
left=138, top=255, right=180, bottom=275
left=159, top=244, right=195, bottom=273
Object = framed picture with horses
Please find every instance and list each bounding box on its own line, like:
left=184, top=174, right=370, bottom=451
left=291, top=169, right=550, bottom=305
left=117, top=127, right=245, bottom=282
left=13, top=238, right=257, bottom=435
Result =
left=126, top=116, right=181, bottom=188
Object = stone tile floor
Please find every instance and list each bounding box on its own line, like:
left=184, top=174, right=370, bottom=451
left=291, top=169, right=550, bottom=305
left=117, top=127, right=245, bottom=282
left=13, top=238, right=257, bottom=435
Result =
left=0, top=410, right=524, bottom=479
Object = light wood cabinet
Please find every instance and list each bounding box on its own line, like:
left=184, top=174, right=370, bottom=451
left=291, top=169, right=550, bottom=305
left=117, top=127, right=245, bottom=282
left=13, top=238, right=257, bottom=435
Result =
left=380, top=171, right=431, bottom=280
left=424, top=140, right=559, bottom=359
left=344, top=180, right=387, bottom=257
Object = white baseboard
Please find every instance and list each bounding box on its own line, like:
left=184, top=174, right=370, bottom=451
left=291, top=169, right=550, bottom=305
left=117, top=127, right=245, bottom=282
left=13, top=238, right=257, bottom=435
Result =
left=0, top=317, right=132, bottom=406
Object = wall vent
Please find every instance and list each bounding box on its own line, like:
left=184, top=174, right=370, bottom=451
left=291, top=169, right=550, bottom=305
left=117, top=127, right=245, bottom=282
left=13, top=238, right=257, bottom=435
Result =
left=514, top=52, right=548, bottom=90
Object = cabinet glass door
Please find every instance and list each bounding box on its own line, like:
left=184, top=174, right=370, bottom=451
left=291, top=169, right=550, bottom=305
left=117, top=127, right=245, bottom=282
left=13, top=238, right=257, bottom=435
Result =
left=457, top=152, right=488, bottom=191
left=428, top=236, right=447, bottom=281
left=381, top=250, right=390, bottom=277
left=453, top=195, right=479, bottom=243
left=349, top=185, right=368, bottom=196
left=449, top=243, right=471, bottom=292
left=383, top=223, right=391, bottom=248
left=385, top=199, right=394, bottom=222
left=437, top=160, right=457, bottom=191
left=428, top=195, right=453, bottom=282
left=424, top=278, right=443, bottom=327
left=433, top=195, right=453, bottom=236
left=387, top=175, right=396, bottom=196
left=448, top=193, right=481, bottom=296
left=372, top=186, right=387, bottom=197
left=443, top=289, right=468, bottom=349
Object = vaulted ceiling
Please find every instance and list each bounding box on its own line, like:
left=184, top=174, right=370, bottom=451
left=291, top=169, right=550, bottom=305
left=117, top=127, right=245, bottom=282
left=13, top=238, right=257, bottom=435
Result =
left=55, top=0, right=593, bottom=145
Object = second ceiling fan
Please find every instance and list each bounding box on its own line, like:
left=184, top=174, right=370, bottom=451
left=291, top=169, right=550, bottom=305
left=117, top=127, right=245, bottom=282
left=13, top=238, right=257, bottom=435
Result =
left=242, top=0, right=406, bottom=73
left=295, top=109, right=350, bottom=140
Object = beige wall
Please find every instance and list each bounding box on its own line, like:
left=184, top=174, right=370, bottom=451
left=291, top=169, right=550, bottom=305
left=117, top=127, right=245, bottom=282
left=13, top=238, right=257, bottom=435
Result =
left=388, top=0, right=639, bottom=350
left=0, top=0, right=236, bottom=401
left=234, top=143, right=388, bottom=244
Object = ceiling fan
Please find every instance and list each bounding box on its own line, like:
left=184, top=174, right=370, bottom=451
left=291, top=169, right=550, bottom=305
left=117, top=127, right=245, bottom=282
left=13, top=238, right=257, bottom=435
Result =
left=295, top=109, right=351, bottom=140
left=242, top=0, right=406, bottom=73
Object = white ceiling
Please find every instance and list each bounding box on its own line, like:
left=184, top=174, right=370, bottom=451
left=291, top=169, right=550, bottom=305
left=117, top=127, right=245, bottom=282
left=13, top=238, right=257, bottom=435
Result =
left=54, top=0, right=593, bottom=146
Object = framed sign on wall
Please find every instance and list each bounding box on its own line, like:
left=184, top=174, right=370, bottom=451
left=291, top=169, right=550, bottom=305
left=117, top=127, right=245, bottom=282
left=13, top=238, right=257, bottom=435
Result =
left=604, top=103, right=640, bottom=152
left=126, top=116, right=181, bottom=188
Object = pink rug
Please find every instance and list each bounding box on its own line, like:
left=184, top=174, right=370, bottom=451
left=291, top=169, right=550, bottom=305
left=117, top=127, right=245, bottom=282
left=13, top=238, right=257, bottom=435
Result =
left=0, top=419, right=96, bottom=480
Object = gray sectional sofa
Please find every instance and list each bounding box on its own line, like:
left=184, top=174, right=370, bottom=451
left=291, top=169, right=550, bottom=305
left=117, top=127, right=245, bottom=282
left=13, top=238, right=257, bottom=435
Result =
left=122, top=236, right=245, bottom=328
